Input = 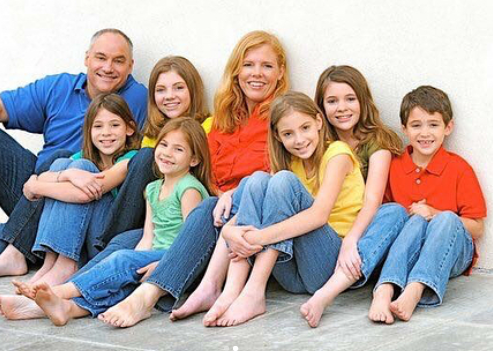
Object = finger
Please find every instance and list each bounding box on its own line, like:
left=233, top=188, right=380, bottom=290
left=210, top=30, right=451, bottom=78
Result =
left=136, top=267, right=146, bottom=274
left=223, top=200, right=232, bottom=220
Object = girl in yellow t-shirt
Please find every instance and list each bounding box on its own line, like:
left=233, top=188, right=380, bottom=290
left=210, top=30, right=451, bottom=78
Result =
left=201, top=91, right=364, bottom=327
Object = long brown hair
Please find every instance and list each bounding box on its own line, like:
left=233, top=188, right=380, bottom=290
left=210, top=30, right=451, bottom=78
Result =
left=82, top=93, right=141, bottom=170
left=143, top=56, right=208, bottom=140
left=314, top=65, right=402, bottom=156
left=154, top=117, right=216, bottom=195
left=269, top=91, right=330, bottom=194
left=213, top=30, right=289, bottom=133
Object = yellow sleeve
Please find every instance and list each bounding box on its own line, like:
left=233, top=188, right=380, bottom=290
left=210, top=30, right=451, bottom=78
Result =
left=141, top=136, right=157, bottom=148
left=324, top=141, right=360, bottom=169
left=202, top=117, right=213, bottom=135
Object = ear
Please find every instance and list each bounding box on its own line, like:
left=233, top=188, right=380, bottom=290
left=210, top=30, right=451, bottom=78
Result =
left=401, top=124, right=410, bottom=140
left=190, top=156, right=200, bottom=168
left=444, top=119, right=454, bottom=136
left=125, top=124, right=135, bottom=137
left=315, top=113, right=323, bottom=131
left=277, top=65, right=285, bottom=81
left=84, top=51, right=89, bottom=68
left=128, top=58, right=135, bottom=74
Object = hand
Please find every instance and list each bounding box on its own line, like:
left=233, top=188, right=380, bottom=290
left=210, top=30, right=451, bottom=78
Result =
left=409, top=199, right=437, bottom=221
left=222, top=224, right=263, bottom=259
left=213, top=190, right=234, bottom=227
left=137, top=261, right=159, bottom=282
left=336, top=237, right=362, bottom=281
left=23, top=175, right=42, bottom=201
left=64, top=169, right=105, bottom=200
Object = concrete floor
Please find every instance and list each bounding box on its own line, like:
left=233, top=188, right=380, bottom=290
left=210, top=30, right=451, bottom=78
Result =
left=1, top=272, right=493, bottom=351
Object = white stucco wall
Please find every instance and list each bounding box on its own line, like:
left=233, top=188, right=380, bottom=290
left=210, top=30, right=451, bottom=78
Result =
left=1, top=0, right=492, bottom=267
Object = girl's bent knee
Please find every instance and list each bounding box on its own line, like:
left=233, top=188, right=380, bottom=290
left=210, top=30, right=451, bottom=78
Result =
left=69, top=159, right=99, bottom=172
left=49, top=158, right=73, bottom=172
left=269, top=171, right=299, bottom=192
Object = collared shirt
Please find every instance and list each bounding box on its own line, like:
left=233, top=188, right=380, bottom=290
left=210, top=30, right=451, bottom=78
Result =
left=1, top=73, right=147, bottom=168
left=384, top=145, right=486, bottom=219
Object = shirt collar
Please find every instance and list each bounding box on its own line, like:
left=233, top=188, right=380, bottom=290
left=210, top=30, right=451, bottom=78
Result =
left=401, top=145, right=450, bottom=175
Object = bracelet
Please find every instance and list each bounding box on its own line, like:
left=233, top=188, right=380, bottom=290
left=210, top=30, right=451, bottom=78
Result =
left=56, top=171, right=62, bottom=182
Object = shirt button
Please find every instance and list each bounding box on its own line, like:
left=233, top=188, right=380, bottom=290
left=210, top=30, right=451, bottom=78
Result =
left=415, top=168, right=420, bottom=173
left=416, top=179, right=421, bottom=184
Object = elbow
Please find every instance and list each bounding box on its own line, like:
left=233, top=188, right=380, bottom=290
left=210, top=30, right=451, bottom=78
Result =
left=75, top=193, right=93, bottom=203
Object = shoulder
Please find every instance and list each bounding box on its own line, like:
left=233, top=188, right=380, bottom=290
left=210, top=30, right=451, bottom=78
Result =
left=70, top=151, right=83, bottom=160
left=176, top=174, right=209, bottom=200
left=116, top=150, right=139, bottom=163
left=141, top=136, right=157, bottom=148
left=202, top=116, right=214, bottom=134
left=325, top=141, right=357, bottom=163
left=120, top=75, right=147, bottom=97
left=146, top=179, right=163, bottom=197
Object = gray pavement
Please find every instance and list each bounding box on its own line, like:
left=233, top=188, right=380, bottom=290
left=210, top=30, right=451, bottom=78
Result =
left=1, top=272, right=493, bottom=351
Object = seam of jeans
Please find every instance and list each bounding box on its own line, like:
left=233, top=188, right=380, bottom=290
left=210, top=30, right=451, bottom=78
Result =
left=406, top=277, right=442, bottom=306
left=374, top=278, right=405, bottom=294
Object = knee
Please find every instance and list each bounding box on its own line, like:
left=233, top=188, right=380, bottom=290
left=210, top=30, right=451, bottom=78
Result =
left=379, top=203, right=409, bottom=222
left=427, top=211, right=461, bottom=238
left=68, top=159, right=99, bottom=172
left=49, top=158, right=73, bottom=172
left=109, top=249, right=134, bottom=260
left=244, top=171, right=270, bottom=194
left=268, top=171, right=299, bottom=193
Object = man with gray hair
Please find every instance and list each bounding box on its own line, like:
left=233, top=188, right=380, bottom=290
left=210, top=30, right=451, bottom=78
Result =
left=0, top=28, right=147, bottom=277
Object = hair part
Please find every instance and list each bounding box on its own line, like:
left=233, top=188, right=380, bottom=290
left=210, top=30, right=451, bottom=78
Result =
left=82, top=93, right=141, bottom=170
left=154, top=117, right=216, bottom=196
left=269, top=91, right=330, bottom=194
left=213, top=30, right=290, bottom=133
left=314, top=65, right=402, bottom=156
left=400, top=85, right=453, bottom=126
left=89, top=28, right=133, bottom=58
left=143, top=56, right=208, bottom=141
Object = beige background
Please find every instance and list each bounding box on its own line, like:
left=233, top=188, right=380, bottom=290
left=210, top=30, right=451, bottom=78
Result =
left=1, top=0, right=492, bottom=267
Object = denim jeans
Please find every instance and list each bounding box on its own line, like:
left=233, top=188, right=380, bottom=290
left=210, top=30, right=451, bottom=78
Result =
left=31, top=158, right=113, bottom=264
left=94, top=148, right=156, bottom=249
left=0, top=130, right=72, bottom=261
left=351, top=203, right=409, bottom=288
left=376, top=211, right=474, bottom=306
left=235, top=171, right=342, bottom=294
left=71, top=247, right=166, bottom=317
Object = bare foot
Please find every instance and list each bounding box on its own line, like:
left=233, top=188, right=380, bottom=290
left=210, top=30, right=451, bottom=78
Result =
left=389, top=282, right=424, bottom=322
left=26, top=256, right=57, bottom=287
left=0, top=295, right=45, bottom=320
left=216, top=289, right=266, bottom=327
left=202, top=289, right=241, bottom=327
left=98, top=284, right=162, bottom=328
left=368, top=284, right=395, bottom=324
left=12, top=280, right=36, bottom=300
left=35, top=258, right=78, bottom=287
left=299, top=290, right=335, bottom=328
left=170, top=281, right=221, bottom=323
left=34, top=283, right=73, bottom=326
left=0, top=245, right=28, bottom=277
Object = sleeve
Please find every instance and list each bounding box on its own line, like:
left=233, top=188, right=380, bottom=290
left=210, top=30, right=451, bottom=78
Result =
left=201, top=117, right=213, bottom=134
left=325, top=141, right=360, bottom=168
left=145, top=180, right=158, bottom=202
left=1, top=75, right=56, bottom=132
left=176, top=176, right=209, bottom=202
left=457, top=163, right=487, bottom=218
left=70, top=151, right=82, bottom=161
left=141, top=136, right=157, bottom=148
left=116, top=150, right=139, bottom=163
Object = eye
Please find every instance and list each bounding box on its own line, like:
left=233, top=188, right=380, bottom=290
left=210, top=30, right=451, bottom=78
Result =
left=302, top=125, right=310, bottom=131
left=115, top=58, right=125, bottom=64
left=243, top=62, right=253, bottom=67
left=348, top=96, right=358, bottom=102
left=325, top=98, right=336, bottom=105
left=175, top=147, right=184, bottom=152
left=264, top=63, right=274, bottom=69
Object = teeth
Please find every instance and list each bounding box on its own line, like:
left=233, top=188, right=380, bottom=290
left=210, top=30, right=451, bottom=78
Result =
left=249, top=82, right=265, bottom=88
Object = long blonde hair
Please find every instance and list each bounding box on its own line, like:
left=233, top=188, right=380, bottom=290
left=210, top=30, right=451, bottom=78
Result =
left=314, top=65, right=402, bottom=156
left=269, top=91, right=330, bottom=194
left=143, top=56, right=208, bottom=140
left=213, top=30, right=289, bottom=133
left=154, top=117, right=216, bottom=196
left=82, top=93, right=141, bottom=170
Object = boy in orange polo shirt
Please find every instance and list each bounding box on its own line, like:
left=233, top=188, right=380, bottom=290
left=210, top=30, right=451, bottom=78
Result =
left=370, top=86, right=486, bottom=323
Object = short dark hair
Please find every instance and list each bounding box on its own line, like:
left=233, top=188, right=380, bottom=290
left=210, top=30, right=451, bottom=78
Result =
left=400, top=85, right=453, bottom=126
left=89, top=28, right=133, bottom=57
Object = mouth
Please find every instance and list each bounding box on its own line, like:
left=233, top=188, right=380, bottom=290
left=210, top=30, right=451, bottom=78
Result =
left=418, top=140, right=434, bottom=148
left=247, top=81, right=266, bottom=89
left=335, top=114, right=352, bottom=122
left=99, top=139, right=116, bottom=146
left=96, top=73, right=117, bottom=81
left=164, top=102, right=180, bottom=109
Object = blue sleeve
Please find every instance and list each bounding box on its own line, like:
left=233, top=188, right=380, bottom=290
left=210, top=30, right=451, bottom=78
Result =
left=1, top=75, right=58, bottom=133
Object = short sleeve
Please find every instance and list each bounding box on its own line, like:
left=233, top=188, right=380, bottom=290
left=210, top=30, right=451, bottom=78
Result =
left=141, top=136, right=157, bottom=148
left=175, top=175, right=209, bottom=203
left=325, top=141, right=360, bottom=169
left=456, top=164, right=487, bottom=218
left=70, top=151, right=83, bottom=161
left=116, top=150, right=138, bottom=163
left=1, top=75, right=57, bottom=132
left=202, top=117, right=213, bottom=134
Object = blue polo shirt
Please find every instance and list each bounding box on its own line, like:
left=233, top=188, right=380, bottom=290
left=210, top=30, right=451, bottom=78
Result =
left=1, top=73, right=147, bottom=167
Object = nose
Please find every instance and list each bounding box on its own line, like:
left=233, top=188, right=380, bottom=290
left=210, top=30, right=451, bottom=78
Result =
left=252, top=64, right=262, bottom=77
left=164, top=89, right=175, bottom=100
left=336, top=100, right=346, bottom=112
left=102, top=60, right=113, bottom=73
left=293, top=133, right=303, bottom=145
left=102, top=125, right=111, bottom=135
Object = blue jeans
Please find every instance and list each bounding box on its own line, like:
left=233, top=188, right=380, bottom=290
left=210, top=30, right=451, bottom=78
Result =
left=71, top=247, right=166, bottom=316
left=351, top=203, right=409, bottom=288
left=376, top=211, right=474, bottom=306
left=94, top=148, right=156, bottom=249
left=31, top=158, right=113, bottom=264
left=236, top=171, right=342, bottom=294
left=0, top=129, right=72, bottom=261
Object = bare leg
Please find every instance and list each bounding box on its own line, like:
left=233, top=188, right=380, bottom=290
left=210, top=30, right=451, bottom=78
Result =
left=0, top=295, right=44, bottom=320
left=390, top=282, right=425, bottom=321
left=98, top=282, right=165, bottom=328
left=217, top=249, right=279, bottom=327
left=26, top=252, right=57, bottom=286
left=34, top=282, right=89, bottom=326
left=0, top=244, right=28, bottom=277
left=170, top=236, right=230, bottom=321
left=36, top=255, right=78, bottom=286
left=203, top=258, right=250, bottom=327
left=300, top=268, right=356, bottom=328
left=368, top=283, right=395, bottom=324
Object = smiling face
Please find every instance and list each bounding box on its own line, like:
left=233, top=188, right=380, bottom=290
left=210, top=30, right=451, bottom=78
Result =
left=403, top=107, right=454, bottom=167
left=276, top=110, right=323, bottom=161
left=85, top=32, right=134, bottom=99
left=154, top=70, right=192, bottom=119
left=323, top=82, right=361, bottom=137
left=91, top=108, right=134, bottom=167
left=238, top=44, right=284, bottom=113
left=154, top=129, right=198, bottom=178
